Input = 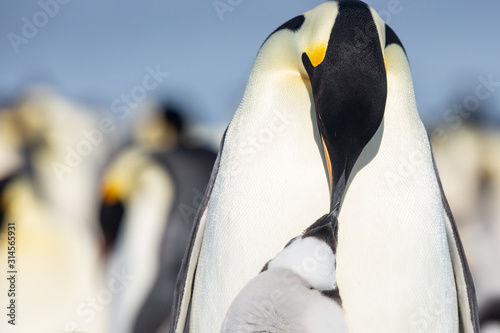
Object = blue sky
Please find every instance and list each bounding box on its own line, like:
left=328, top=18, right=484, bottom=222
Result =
left=1, top=0, right=499, bottom=126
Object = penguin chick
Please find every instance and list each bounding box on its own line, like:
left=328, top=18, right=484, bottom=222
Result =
left=221, top=214, right=349, bottom=333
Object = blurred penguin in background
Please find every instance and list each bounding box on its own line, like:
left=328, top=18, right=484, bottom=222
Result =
left=480, top=297, right=500, bottom=333
left=431, top=125, right=483, bottom=227
left=99, top=102, right=216, bottom=333
left=0, top=90, right=111, bottom=332
left=12, top=86, right=118, bottom=236
left=431, top=110, right=500, bottom=309
left=0, top=174, right=111, bottom=333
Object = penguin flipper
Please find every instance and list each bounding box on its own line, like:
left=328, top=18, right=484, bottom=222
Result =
left=170, top=128, right=228, bottom=333
left=171, top=208, right=208, bottom=332
left=442, top=191, right=480, bottom=333
left=433, top=156, right=480, bottom=333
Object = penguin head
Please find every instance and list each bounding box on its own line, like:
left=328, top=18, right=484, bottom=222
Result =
left=258, top=1, right=338, bottom=79
left=303, top=1, right=387, bottom=208
left=262, top=1, right=407, bottom=210
left=266, top=214, right=338, bottom=291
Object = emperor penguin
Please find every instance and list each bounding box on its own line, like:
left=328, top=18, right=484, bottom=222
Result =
left=172, top=1, right=479, bottom=332
left=99, top=106, right=216, bottom=333
left=432, top=122, right=500, bottom=304
left=221, top=213, right=348, bottom=333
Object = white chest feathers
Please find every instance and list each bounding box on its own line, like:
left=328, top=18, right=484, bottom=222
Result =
left=269, top=236, right=337, bottom=291
left=222, top=233, right=348, bottom=332
left=221, top=268, right=348, bottom=333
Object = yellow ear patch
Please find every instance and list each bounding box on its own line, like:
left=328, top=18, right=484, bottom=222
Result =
left=102, top=181, right=121, bottom=205
left=305, top=42, right=327, bottom=67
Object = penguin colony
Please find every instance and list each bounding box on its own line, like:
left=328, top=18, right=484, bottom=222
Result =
left=172, top=1, right=480, bottom=332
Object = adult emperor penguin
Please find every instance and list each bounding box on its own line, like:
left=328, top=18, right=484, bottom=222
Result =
left=221, top=213, right=348, bottom=333
left=172, top=1, right=479, bottom=332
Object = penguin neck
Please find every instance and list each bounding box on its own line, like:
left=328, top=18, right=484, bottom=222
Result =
left=118, top=161, right=174, bottom=267
left=127, top=162, right=174, bottom=233
left=222, top=62, right=331, bottom=233
left=234, top=50, right=308, bottom=119
left=228, top=44, right=329, bottom=176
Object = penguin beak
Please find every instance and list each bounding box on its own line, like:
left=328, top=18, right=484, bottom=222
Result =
left=302, top=12, right=387, bottom=211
